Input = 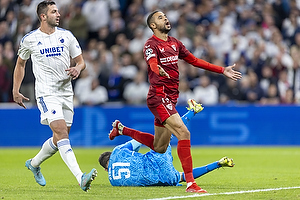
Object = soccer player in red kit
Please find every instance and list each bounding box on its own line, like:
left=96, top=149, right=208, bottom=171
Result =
left=109, top=10, right=242, bottom=193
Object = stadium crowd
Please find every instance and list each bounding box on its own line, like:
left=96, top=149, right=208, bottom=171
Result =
left=1, top=0, right=300, bottom=106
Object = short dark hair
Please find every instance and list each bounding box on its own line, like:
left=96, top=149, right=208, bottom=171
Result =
left=146, top=10, right=159, bottom=30
left=36, top=0, right=56, bottom=22
left=99, top=151, right=112, bottom=170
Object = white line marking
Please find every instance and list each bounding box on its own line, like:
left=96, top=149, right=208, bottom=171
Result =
left=145, top=186, right=300, bottom=200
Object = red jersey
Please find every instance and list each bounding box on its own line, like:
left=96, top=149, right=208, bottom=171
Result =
left=143, top=35, right=190, bottom=104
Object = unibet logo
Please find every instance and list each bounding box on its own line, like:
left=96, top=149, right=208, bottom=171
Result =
left=40, top=46, right=64, bottom=57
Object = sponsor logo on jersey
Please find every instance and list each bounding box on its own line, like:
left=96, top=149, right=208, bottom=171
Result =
left=159, top=48, right=165, bottom=53
left=40, top=46, right=64, bottom=57
left=160, top=55, right=178, bottom=64
left=37, top=41, right=42, bottom=45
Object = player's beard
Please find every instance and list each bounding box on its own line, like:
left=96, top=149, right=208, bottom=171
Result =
left=46, top=17, right=59, bottom=27
left=158, top=26, right=171, bottom=34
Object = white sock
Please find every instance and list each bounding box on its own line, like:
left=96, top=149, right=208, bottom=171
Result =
left=57, top=139, right=83, bottom=184
left=31, top=137, right=58, bottom=167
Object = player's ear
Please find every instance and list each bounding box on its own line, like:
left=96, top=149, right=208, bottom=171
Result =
left=150, top=22, right=156, bottom=30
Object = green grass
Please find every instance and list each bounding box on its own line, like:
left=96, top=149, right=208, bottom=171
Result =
left=1, top=146, right=300, bottom=200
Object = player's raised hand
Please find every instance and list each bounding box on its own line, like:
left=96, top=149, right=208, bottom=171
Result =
left=158, top=65, right=170, bottom=78
left=13, top=92, right=29, bottom=109
left=223, top=64, right=242, bottom=81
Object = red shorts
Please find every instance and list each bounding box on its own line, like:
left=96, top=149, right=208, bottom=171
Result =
left=147, top=95, right=178, bottom=127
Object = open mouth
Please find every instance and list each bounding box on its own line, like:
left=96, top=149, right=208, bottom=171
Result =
left=165, top=21, right=171, bottom=28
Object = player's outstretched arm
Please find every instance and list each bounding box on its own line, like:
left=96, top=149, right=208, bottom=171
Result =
left=223, top=64, right=242, bottom=81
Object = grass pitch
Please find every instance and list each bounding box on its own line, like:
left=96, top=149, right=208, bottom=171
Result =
left=1, top=146, right=300, bottom=200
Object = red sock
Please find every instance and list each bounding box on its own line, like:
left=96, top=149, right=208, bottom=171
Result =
left=177, top=140, right=195, bottom=183
left=123, top=127, right=154, bottom=150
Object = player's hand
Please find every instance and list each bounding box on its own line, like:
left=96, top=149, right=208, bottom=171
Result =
left=223, top=64, right=242, bottom=81
left=65, top=67, right=81, bottom=80
left=158, top=65, right=170, bottom=78
left=13, top=92, right=29, bottom=109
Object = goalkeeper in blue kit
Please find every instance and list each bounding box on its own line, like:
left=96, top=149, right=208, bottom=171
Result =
left=99, top=100, right=234, bottom=187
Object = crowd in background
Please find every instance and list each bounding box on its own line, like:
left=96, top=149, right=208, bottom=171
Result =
left=1, top=0, right=300, bottom=106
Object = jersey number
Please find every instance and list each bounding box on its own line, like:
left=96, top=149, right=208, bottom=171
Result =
left=112, top=162, right=130, bottom=180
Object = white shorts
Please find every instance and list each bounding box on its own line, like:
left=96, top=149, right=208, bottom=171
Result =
left=37, top=95, right=74, bottom=126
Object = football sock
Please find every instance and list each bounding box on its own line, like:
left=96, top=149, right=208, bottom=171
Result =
left=181, top=110, right=195, bottom=125
left=120, top=109, right=196, bottom=151
left=122, top=127, right=155, bottom=150
left=31, top=137, right=58, bottom=167
left=177, top=139, right=194, bottom=183
left=182, top=161, right=220, bottom=181
left=57, top=139, right=83, bottom=184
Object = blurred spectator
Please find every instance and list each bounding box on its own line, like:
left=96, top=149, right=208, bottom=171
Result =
left=123, top=71, right=149, bottom=105
left=260, top=83, right=280, bottom=105
left=259, top=65, right=277, bottom=96
left=194, top=75, right=219, bottom=105
left=128, top=27, right=147, bottom=54
left=219, top=78, right=243, bottom=104
left=5, top=10, right=18, bottom=37
left=97, top=26, right=116, bottom=50
left=0, top=20, right=12, bottom=45
left=277, top=69, right=290, bottom=101
left=115, top=33, right=130, bottom=54
left=101, top=62, right=127, bottom=102
left=173, top=25, right=193, bottom=50
left=81, top=78, right=108, bottom=105
left=0, top=53, right=11, bottom=102
left=244, top=70, right=264, bottom=103
left=0, top=0, right=15, bottom=21
left=74, top=68, right=92, bottom=103
left=289, top=43, right=300, bottom=103
left=19, top=0, right=39, bottom=26
left=177, top=78, right=195, bottom=106
left=207, top=23, right=230, bottom=60
left=68, top=3, right=88, bottom=49
left=82, top=0, right=111, bottom=39
left=119, top=52, right=138, bottom=80
left=281, top=87, right=295, bottom=104
left=282, top=9, right=300, bottom=44
left=109, top=9, right=125, bottom=35
left=224, top=37, right=242, bottom=67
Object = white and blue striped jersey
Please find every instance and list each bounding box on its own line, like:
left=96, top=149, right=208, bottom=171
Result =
left=108, top=141, right=181, bottom=186
left=18, top=27, right=82, bottom=98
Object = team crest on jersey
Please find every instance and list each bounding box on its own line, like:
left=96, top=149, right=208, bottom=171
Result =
left=166, top=103, right=173, bottom=110
left=59, top=37, right=64, bottom=43
left=171, top=45, right=176, bottom=51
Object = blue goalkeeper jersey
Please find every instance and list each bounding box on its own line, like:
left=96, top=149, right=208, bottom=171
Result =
left=108, top=141, right=181, bottom=186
